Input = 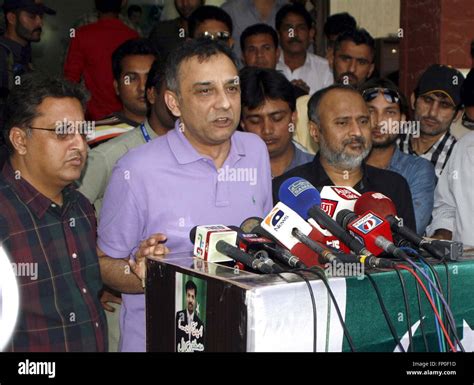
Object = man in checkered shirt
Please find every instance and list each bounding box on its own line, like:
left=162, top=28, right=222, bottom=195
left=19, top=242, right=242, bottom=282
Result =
left=398, top=64, right=465, bottom=178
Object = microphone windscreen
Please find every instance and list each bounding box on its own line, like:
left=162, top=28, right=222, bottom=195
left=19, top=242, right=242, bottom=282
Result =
left=240, top=217, right=263, bottom=233
left=189, top=225, right=198, bottom=244
left=278, top=177, right=321, bottom=220
left=354, top=192, right=398, bottom=218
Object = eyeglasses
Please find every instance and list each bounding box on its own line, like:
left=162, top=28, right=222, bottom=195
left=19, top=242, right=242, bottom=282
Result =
left=27, top=125, right=93, bottom=141
left=199, top=31, right=231, bottom=42
left=362, top=87, right=401, bottom=104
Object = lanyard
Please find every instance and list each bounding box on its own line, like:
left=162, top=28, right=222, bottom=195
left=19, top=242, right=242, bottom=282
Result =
left=140, top=123, right=152, bottom=143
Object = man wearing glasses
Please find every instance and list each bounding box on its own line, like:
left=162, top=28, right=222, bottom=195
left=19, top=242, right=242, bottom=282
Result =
left=361, top=78, right=436, bottom=235
left=398, top=64, right=465, bottom=178
left=188, top=6, right=235, bottom=49
left=0, top=73, right=107, bottom=351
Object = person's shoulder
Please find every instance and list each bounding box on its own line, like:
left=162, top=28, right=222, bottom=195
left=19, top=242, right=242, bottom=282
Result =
left=274, top=160, right=315, bottom=185
left=115, top=131, right=170, bottom=169
left=233, top=130, right=267, bottom=150
left=367, top=164, right=410, bottom=187
left=91, top=126, right=142, bottom=155
left=394, top=148, right=434, bottom=171
left=221, top=0, right=240, bottom=11
left=455, top=130, right=474, bottom=147
left=307, top=52, right=330, bottom=67
left=74, top=188, right=96, bottom=210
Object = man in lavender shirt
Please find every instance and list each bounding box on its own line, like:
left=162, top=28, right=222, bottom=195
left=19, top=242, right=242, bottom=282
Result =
left=96, top=39, right=273, bottom=352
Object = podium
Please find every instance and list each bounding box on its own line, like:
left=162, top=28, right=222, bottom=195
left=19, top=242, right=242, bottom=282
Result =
left=146, top=252, right=474, bottom=352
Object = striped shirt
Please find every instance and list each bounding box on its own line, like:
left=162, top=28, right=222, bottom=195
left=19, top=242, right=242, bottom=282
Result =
left=0, top=162, right=107, bottom=352
left=88, top=112, right=140, bottom=148
left=398, top=131, right=457, bottom=178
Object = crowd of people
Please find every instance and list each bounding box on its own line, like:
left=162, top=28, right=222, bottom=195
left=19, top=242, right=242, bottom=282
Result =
left=0, top=0, right=473, bottom=352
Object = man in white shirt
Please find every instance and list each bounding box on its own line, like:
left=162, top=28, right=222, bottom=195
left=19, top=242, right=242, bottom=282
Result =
left=275, top=3, right=333, bottom=96
left=427, top=131, right=474, bottom=247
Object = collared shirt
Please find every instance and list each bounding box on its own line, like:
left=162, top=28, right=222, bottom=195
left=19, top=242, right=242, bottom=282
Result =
left=286, top=142, right=314, bottom=174
left=427, top=131, right=474, bottom=246
left=98, top=120, right=273, bottom=351
left=222, top=0, right=288, bottom=58
left=78, top=119, right=158, bottom=215
left=272, top=153, right=416, bottom=231
left=388, top=147, right=436, bottom=235
left=276, top=52, right=334, bottom=95
left=0, top=162, right=107, bottom=352
left=398, top=131, right=457, bottom=178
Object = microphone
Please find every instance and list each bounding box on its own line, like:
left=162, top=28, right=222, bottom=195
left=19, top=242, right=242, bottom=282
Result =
left=309, top=186, right=360, bottom=252
left=260, top=202, right=324, bottom=267
left=336, top=209, right=394, bottom=256
left=278, top=177, right=375, bottom=258
left=354, top=192, right=457, bottom=260
left=292, top=227, right=395, bottom=269
left=189, top=225, right=281, bottom=273
left=239, top=218, right=308, bottom=269
left=214, top=240, right=279, bottom=274
left=226, top=225, right=286, bottom=272
left=190, top=224, right=237, bottom=262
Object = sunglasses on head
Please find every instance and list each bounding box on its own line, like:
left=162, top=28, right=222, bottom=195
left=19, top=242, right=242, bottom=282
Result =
left=199, top=31, right=231, bottom=42
left=362, top=87, right=401, bottom=104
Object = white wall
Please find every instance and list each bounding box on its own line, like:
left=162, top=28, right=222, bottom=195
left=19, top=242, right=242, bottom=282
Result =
left=330, top=0, right=400, bottom=38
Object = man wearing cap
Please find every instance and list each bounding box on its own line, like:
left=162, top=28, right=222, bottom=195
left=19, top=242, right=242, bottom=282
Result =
left=399, top=64, right=465, bottom=178
left=450, top=68, right=474, bottom=139
left=0, top=0, right=55, bottom=99
left=361, top=78, right=436, bottom=235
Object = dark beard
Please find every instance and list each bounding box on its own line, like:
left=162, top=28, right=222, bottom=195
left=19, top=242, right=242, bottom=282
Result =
left=372, top=136, right=398, bottom=149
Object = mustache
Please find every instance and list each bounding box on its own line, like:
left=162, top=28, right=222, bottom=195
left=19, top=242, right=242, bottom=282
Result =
left=339, top=72, right=357, bottom=81
left=288, top=37, right=302, bottom=43
left=342, top=136, right=366, bottom=146
left=32, top=28, right=42, bottom=33
left=67, top=151, right=84, bottom=162
left=422, top=116, right=441, bottom=125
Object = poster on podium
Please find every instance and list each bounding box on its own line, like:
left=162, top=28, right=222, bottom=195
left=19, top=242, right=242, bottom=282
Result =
left=175, top=273, right=207, bottom=352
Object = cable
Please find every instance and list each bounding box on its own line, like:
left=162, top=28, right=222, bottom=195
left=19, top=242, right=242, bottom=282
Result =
left=400, top=247, right=464, bottom=352
left=303, top=266, right=357, bottom=352
left=394, top=248, right=461, bottom=350
left=419, top=258, right=445, bottom=352
left=365, top=272, right=405, bottom=352
left=416, top=253, right=450, bottom=351
left=281, top=271, right=317, bottom=352
left=394, top=266, right=413, bottom=352
left=401, top=248, right=444, bottom=350
left=414, top=278, right=430, bottom=352
left=396, top=264, right=457, bottom=352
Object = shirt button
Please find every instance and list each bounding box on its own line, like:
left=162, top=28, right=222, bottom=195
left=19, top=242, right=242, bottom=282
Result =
left=95, top=322, right=99, bottom=328
left=51, top=203, right=57, bottom=208
left=72, top=253, right=77, bottom=259
left=82, top=288, right=87, bottom=294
